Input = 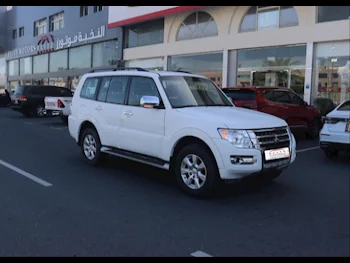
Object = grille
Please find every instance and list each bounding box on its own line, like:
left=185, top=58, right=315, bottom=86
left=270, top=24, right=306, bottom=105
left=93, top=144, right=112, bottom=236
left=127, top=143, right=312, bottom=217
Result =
left=249, top=127, right=290, bottom=150
left=248, top=127, right=291, bottom=168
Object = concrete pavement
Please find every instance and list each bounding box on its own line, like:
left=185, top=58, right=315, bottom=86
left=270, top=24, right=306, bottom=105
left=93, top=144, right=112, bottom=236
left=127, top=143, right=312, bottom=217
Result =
left=0, top=108, right=349, bottom=256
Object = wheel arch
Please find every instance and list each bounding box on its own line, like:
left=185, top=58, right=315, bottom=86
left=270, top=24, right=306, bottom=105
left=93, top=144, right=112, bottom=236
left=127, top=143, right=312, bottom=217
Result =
left=168, top=129, right=224, bottom=170
left=78, top=121, right=100, bottom=146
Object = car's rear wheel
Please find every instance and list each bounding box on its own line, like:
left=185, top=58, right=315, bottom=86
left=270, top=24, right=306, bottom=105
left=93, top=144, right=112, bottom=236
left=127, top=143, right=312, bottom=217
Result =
left=35, top=105, right=46, bottom=117
left=306, top=119, right=321, bottom=140
left=174, top=144, right=220, bottom=198
left=323, top=149, right=339, bottom=159
left=80, top=128, right=104, bottom=166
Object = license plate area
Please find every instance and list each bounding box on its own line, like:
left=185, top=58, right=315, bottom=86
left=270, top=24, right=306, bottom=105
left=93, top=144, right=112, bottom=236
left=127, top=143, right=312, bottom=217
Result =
left=264, top=147, right=290, bottom=161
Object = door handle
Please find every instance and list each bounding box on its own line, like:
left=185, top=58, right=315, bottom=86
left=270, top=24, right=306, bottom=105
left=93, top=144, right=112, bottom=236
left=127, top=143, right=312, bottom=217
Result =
left=95, top=105, right=102, bottom=111
left=123, top=111, right=133, bottom=117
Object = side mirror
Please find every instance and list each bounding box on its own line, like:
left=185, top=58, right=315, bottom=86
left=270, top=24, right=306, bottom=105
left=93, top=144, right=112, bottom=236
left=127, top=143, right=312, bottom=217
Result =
left=140, top=96, right=160, bottom=109
left=303, top=101, right=308, bottom=106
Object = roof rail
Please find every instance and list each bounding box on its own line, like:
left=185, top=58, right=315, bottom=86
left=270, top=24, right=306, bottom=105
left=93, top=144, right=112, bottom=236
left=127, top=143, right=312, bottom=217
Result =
left=88, top=67, right=148, bottom=73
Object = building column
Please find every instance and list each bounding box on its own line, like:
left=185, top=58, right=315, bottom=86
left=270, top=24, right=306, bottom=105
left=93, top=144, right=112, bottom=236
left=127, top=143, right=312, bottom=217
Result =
left=222, top=49, right=228, bottom=88
left=163, top=55, right=168, bottom=71
left=227, top=50, right=237, bottom=87
left=304, top=42, right=314, bottom=104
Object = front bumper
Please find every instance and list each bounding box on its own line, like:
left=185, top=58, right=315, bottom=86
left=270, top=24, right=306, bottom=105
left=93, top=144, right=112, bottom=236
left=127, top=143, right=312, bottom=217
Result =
left=214, top=135, right=296, bottom=180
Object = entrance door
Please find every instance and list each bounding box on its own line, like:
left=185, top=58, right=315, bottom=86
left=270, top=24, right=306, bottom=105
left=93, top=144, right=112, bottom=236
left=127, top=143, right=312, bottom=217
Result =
left=252, top=71, right=289, bottom=87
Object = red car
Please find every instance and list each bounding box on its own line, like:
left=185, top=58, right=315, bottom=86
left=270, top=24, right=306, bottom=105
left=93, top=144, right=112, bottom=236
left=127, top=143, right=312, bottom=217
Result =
left=222, top=86, right=322, bottom=139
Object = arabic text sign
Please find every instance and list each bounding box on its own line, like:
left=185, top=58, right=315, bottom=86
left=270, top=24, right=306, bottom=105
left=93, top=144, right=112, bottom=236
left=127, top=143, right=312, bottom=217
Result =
left=56, top=26, right=106, bottom=49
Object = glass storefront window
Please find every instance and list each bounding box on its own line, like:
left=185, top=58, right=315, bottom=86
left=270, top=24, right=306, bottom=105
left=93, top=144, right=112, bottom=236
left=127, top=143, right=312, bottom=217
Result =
left=33, top=54, right=49, bottom=74
left=68, top=76, right=81, bottom=92
left=124, top=18, right=164, bottom=48
left=8, top=59, right=19, bottom=76
left=0, top=55, right=5, bottom=91
left=236, top=45, right=306, bottom=97
left=19, top=57, right=32, bottom=75
left=49, top=49, right=68, bottom=72
left=49, top=77, right=67, bottom=88
left=9, top=81, right=19, bottom=91
left=69, top=45, right=92, bottom=69
left=168, top=53, right=223, bottom=87
left=33, top=79, right=49, bottom=86
left=317, top=6, right=350, bottom=23
left=125, top=57, right=164, bottom=71
left=92, top=40, right=119, bottom=68
left=312, top=41, right=350, bottom=106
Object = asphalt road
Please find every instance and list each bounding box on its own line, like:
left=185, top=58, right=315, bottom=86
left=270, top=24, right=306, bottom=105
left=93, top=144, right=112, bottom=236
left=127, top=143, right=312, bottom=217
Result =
left=0, top=108, right=349, bottom=257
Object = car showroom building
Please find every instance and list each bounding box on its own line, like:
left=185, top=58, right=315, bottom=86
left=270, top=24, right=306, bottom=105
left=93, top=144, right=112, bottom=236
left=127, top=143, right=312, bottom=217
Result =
left=3, top=6, right=123, bottom=92
left=108, top=6, right=350, bottom=105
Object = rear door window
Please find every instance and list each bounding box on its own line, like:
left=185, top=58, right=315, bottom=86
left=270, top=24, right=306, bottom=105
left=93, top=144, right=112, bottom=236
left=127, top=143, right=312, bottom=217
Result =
left=265, top=91, right=291, bottom=103
left=80, top=78, right=100, bottom=100
left=223, top=89, right=257, bottom=101
left=97, top=77, right=111, bottom=102
left=106, top=76, right=129, bottom=105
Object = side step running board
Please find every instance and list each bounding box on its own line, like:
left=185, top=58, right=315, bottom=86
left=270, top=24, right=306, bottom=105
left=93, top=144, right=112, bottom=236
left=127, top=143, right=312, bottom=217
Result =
left=100, top=146, right=170, bottom=170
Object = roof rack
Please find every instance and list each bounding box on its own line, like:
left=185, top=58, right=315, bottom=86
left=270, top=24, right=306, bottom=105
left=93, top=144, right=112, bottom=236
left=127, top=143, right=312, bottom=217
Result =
left=88, top=67, right=148, bottom=73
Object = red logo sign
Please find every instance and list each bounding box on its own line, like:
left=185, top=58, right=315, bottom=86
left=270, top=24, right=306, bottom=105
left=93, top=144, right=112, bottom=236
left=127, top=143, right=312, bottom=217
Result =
left=37, top=34, right=55, bottom=54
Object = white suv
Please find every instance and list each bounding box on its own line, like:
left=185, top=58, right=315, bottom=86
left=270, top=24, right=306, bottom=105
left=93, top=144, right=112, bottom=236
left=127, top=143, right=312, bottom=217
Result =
left=68, top=68, right=297, bottom=198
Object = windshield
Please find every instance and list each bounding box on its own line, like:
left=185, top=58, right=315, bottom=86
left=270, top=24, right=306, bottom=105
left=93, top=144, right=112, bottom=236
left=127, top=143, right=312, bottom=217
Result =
left=337, top=100, right=350, bottom=111
left=160, top=76, right=232, bottom=108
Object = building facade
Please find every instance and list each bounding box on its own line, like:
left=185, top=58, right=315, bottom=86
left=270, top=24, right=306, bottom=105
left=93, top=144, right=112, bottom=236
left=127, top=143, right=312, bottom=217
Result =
left=108, top=6, right=350, bottom=105
left=5, top=6, right=123, bottom=92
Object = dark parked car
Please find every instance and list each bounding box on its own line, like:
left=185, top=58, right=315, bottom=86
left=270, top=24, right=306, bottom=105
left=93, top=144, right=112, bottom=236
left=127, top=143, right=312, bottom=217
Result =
left=11, top=85, right=73, bottom=117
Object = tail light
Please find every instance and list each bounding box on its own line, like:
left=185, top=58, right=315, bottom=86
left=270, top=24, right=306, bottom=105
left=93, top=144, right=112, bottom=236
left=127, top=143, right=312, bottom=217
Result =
left=19, top=95, right=27, bottom=101
left=57, top=99, right=65, bottom=108
left=323, top=116, right=349, bottom=124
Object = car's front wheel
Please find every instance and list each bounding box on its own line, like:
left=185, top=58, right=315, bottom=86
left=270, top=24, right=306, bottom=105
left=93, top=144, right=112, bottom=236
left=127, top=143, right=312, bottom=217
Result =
left=80, top=128, right=104, bottom=166
left=174, top=144, right=220, bottom=198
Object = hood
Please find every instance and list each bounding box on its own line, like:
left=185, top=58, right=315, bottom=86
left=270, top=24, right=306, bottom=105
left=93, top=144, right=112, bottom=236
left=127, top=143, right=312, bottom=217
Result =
left=176, top=106, right=287, bottom=129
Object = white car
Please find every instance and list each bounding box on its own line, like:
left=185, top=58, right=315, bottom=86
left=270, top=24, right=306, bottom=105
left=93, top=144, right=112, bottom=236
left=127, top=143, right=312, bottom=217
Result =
left=320, top=99, right=350, bottom=158
left=68, top=68, right=297, bottom=198
left=45, top=96, right=73, bottom=123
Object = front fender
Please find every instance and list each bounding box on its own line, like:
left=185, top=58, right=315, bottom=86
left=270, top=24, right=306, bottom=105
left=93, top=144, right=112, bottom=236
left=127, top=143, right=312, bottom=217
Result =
left=163, top=127, right=225, bottom=169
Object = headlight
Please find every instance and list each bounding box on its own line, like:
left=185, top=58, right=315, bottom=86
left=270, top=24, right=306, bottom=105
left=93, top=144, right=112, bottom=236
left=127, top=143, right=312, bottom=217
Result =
left=218, top=128, right=253, bottom=148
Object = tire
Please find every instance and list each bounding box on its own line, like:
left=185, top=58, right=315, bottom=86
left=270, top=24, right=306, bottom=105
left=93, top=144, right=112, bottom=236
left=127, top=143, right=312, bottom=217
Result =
left=174, top=144, right=220, bottom=199
left=306, top=119, right=321, bottom=140
left=80, top=127, right=105, bottom=166
left=323, top=149, right=339, bottom=159
left=35, top=105, right=46, bottom=117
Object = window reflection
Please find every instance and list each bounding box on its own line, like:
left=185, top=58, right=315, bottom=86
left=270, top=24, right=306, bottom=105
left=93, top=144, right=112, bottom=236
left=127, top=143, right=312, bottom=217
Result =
left=69, top=45, right=92, bottom=69
left=317, top=6, right=350, bottom=23
left=168, top=53, right=223, bottom=87
left=312, top=41, right=350, bottom=105
left=33, top=54, right=49, bottom=74
left=8, top=60, right=19, bottom=76
left=237, top=45, right=306, bottom=97
left=93, top=40, right=118, bottom=68
left=49, top=77, right=67, bottom=88
left=50, top=50, right=68, bottom=72
left=125, top=19, right=164, bottom=48
left=19, top=57, right=32, bottom=75
left=240, top=6, right=299, bottom=33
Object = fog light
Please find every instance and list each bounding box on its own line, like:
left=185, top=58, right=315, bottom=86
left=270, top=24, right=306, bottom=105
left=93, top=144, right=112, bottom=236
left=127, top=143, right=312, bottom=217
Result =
left=230, top=156, right=257, bottom=164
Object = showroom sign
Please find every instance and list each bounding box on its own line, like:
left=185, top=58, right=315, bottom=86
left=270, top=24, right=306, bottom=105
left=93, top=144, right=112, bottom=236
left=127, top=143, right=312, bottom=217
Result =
left=108, top=6, right=203, bottom=28
left=6, top=26, right=107, bottom=59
